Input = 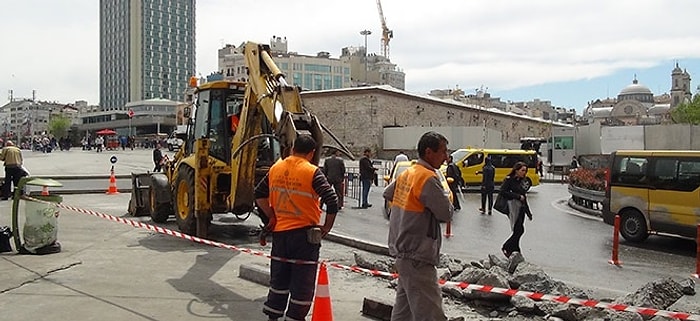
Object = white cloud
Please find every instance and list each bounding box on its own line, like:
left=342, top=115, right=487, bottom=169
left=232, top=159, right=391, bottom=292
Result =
left=2, top=0, right=700, bottom=107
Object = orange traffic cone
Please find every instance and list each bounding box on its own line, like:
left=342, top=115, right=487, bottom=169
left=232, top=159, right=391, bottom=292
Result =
left=41, top=186, right=49, bottom=196
left=106, top=168, right=119, bottom=195
left=311, top=262, right=333, bottom=321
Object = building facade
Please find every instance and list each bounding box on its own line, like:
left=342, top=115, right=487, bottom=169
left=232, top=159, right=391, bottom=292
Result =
left=218, top=36, right=406, bottom=91
left=100, top=0, right=195, bottom=110
left=218, top=36, right=352, bottom=91
left=300, top=85, right=560, bottom=159
left=583, top=64, right=692, bottom=126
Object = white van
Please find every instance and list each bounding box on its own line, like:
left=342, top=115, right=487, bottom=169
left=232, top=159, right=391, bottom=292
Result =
left=166, top=125, right=187, bottom=151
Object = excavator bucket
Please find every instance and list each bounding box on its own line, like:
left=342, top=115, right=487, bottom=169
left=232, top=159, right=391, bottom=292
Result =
left=127, top=172, right=152, bottom=217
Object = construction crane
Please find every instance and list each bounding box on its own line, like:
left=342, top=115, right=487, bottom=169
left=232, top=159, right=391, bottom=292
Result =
left=376, top=0, right=393, bottom=58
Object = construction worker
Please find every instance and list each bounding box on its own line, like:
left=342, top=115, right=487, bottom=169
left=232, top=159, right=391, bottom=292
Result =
left=383, top=131, right=454, bottom=321
left=255, top=134, right=338, bottom=321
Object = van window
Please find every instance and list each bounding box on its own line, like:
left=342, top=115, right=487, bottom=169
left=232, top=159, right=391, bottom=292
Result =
left=612, top=156, right=648, bottom=185
left=677, top=159, right=700, bottom=191
left=489, top=153, right=536, bottom=169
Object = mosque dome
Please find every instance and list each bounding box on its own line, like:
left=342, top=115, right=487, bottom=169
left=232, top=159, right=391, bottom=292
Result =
left=619, top=79, right=652, bottom=96
left=618, top=77, right=654, bottom=103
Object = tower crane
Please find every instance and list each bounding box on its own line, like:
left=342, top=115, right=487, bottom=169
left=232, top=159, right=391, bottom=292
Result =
left=376, top=0, right=393, bottom=58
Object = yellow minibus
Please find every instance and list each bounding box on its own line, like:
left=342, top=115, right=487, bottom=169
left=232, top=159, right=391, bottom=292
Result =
left=450, top=149, right=540, bottom=191
left=602, top=150, right=700, bottom=242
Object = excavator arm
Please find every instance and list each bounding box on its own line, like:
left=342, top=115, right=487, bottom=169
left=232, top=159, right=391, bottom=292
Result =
left=228, top=41, right=353, bottom=213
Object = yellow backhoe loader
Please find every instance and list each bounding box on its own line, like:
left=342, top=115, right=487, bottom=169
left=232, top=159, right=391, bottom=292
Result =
left=128, top=41, right=352, bottom=237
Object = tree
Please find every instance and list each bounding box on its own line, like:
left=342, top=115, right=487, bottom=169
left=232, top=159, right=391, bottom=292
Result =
left=48, top=115, right=72, bottom=138
left=671, top=94, right=700, bottom=125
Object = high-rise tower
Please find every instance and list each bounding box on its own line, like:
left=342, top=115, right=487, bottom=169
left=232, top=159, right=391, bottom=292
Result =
left=100, top=0, right=196, bottom=110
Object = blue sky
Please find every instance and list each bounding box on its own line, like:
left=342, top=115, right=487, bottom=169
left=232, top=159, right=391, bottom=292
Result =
left=2, top=0, right=700, bottom=115
left=493, top=59, right=700, bottom=111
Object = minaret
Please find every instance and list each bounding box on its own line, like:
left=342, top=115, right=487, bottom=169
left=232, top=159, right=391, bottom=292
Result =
left=670, top=62, right=691, bottom=108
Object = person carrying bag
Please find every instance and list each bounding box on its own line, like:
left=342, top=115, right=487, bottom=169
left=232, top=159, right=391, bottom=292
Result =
left=498, top=162, right=533, bottom=261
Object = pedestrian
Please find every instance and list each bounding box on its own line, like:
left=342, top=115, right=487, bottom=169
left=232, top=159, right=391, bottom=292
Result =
left=393, top=150, right=409, bottom=163
left=536, top=155, right=543, bottom=176
left=0, top=141, right=27, bottom=200
left=570, top=155, right=578, bottom=171
left=499, top=161, right=533, bottom=263
left=254, top=134, right=338, bottom=321
left=322, top=150, right=346, bottom=210
left=477, top=157, right=496, bottom=214
left=445, top=155, right=464, bottom=210
left=383, top=131, right=453, bottom=321
left=359, top=148, right=377, bottom=208
left=153, top=144, right=164, bottom=172
left=95, top=136, right=104, bottom=153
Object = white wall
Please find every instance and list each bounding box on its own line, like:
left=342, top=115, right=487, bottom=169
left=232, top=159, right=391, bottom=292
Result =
left=600, top=126, right=645, bottom=154
left=383, top=126, right=503, bottom=150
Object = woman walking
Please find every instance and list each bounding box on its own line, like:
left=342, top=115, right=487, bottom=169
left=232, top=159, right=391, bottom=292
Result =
left=499, top=162, right=533, bottom=261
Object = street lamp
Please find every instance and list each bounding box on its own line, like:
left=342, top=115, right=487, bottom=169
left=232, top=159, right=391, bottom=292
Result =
left=360, top=29, right=372, bottom=84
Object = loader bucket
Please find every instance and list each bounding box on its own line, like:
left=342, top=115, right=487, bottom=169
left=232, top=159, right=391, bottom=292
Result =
left=128, top=172, right=152, bottom=217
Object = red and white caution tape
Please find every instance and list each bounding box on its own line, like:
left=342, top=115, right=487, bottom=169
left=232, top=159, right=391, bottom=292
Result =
left=29, top=196, right=700, bottom=321
left=23, top=196, right=316, bottom=265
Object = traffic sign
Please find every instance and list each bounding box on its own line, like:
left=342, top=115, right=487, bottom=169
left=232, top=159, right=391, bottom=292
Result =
left=110, top=155, right=118, bottom=164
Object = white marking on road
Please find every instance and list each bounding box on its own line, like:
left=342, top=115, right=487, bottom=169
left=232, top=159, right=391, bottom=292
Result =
left=551, top=198, right=603, bottom=222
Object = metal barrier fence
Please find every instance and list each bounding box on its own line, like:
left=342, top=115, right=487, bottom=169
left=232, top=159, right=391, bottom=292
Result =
left=342, top=166, right=392, bottom=208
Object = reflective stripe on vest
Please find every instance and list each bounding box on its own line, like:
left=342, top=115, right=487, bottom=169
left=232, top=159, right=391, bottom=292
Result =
left=269, top=156, right=321, bottom=232
left=391, top=165, right=437, bottom=213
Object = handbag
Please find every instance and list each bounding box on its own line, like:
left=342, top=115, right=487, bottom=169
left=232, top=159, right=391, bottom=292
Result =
left=493, top=192, right=509, bottom=215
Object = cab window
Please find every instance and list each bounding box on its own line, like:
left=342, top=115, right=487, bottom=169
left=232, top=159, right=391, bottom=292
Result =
left=464, top=152, right=484, bottom=167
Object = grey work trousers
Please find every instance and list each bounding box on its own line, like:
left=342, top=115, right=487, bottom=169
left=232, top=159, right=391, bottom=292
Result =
left=391, top=257, right=447, bottom=321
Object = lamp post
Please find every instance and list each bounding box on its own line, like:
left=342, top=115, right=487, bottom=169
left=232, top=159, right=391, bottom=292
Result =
left=360, top=29, right=372, bottom=84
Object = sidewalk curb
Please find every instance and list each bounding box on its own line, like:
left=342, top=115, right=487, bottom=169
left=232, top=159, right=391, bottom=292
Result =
left=567, top=198, right=602, bottom=218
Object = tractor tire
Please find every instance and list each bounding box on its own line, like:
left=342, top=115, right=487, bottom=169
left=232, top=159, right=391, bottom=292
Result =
left=149, top=184, right=171, bottom=223
left=620, top=209, right=649, bottom=243
left=148, top=173, right=173, bottom=223
left=174, top=166, right=197, bottom=235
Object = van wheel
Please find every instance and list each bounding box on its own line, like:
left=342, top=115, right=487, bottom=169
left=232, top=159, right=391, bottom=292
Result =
left=521, top=178, right=532, bottom=191
left=620, top=209, right=649, bottom=242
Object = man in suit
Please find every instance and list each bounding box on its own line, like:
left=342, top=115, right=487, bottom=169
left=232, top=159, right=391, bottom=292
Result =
left=322, top=150, right=346, bottom=210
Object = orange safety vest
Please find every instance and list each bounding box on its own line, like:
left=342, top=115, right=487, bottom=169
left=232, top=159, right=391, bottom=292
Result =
left=268, top=155, right=321, bottom=232
left=391, top=164, right=437, bottom=213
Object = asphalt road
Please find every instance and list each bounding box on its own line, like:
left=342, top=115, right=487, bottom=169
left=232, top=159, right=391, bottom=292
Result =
left=333, top=183, right=697, bottom=297
left=15, top=148, right=699, bottom=297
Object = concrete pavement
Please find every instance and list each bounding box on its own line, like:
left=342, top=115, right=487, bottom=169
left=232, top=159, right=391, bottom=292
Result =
left=0, top=149, right=483, bottom=320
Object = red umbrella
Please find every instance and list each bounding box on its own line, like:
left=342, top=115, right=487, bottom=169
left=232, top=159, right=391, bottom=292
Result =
left=96, top=129, right=117, bottom=136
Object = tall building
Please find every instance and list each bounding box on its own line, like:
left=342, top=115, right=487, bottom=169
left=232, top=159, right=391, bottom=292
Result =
left=100, top=0, right=196, bottom=110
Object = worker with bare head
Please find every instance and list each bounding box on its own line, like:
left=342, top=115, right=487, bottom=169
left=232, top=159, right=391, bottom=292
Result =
left=255, top=134, right=339, bottom=321
left=0, top=140, right=28, bottom=200
left=384, top=131, right=454, bottom=321
left=383, top=131, right=454, bottom=321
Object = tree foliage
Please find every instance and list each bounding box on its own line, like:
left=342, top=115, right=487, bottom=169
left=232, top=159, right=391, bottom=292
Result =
left=48, top=115, right=72, bottom=138
left=671, top=94, right=700, bottom=125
